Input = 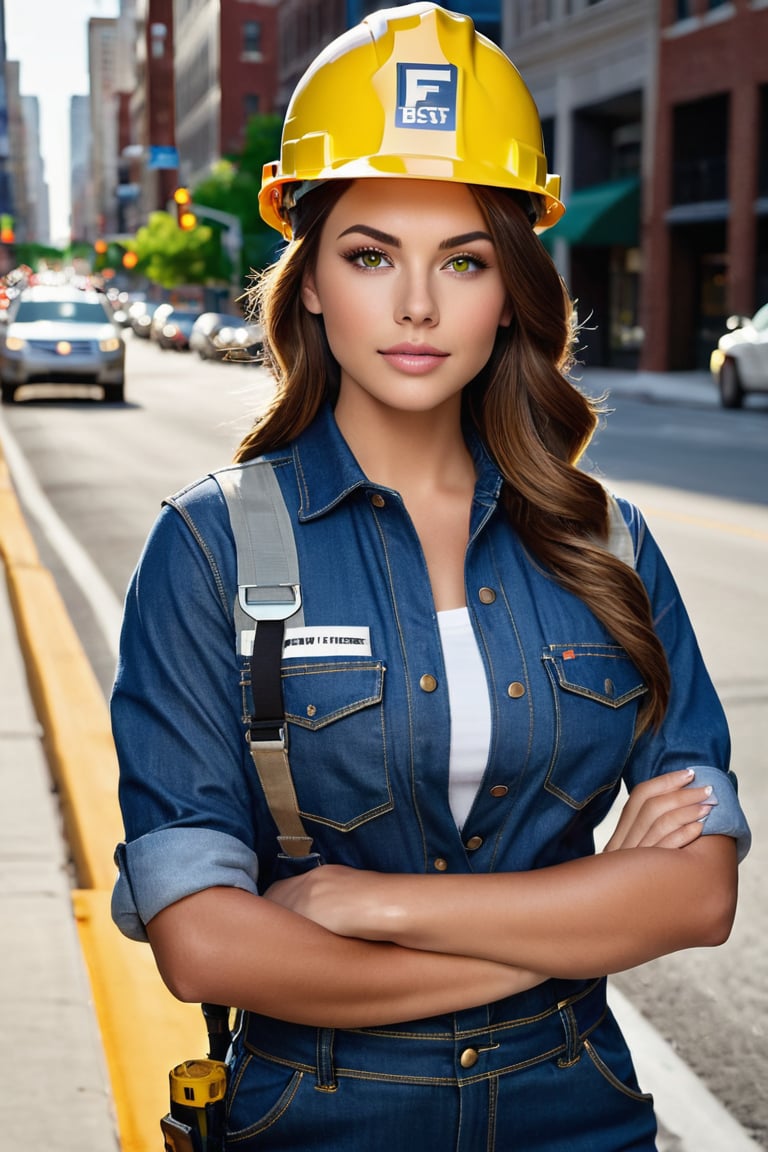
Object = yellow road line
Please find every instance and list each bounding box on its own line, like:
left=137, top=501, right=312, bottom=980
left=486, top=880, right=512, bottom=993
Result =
left=642, top=505, right=768, bottom=544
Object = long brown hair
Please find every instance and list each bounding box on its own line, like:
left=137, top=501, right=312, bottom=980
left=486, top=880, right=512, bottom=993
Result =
left=236, top=180, right=669, bottom=732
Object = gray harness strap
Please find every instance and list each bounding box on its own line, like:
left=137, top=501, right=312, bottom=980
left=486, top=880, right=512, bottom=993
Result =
left=217, top=462, right=313, bottom=858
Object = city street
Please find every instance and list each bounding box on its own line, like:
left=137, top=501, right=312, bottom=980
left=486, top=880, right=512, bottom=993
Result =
left=1, top=332, right=767, bottom=1146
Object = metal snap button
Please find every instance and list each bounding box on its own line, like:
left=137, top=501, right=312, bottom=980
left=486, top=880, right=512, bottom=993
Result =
left=434, top=858, right=448, bottom=871
left=419, top=674, right=438, bottom=693
left=489, top=785, right=509, bottom=798
left=507, top=681, right=525, bottom=698
left=370, top=493, right=386, bottom=508
left=460, top=1047, right=479, bottom=1069
left=306, top=704, right=317, bottom=717
left=465, top=835, right=483, bottom=851
left=478, top=587, right=496, bottom=604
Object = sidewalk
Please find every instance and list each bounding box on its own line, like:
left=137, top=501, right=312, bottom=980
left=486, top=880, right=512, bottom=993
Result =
left=577, top=365, right=717, bottom=407
left=0, top=368, right=761, bottom=1152
left=0, top=560, right=119, bottom=1150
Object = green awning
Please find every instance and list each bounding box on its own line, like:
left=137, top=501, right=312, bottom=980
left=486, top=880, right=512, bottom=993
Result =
left=548, top=176, right=640, bottom=247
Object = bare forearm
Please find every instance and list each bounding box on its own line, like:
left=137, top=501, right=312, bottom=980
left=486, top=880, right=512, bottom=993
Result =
left=372, top=838, right=737, bottom=976
left=146, top=887, right=543, bottom=1028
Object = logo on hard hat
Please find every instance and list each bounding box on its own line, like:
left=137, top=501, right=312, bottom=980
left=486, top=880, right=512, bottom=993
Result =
left=396, top=63, right=457, bottom=130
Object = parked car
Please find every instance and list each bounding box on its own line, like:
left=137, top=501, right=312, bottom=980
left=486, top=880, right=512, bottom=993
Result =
left=709, top=303, right=768, bottom=408
left=154, top=308, right=201, bottom=351
left=128, top=299, right=163, bottom=339
left=189, top=311, right=264, bottom=362
left=0, top=286, right=125, bottom=404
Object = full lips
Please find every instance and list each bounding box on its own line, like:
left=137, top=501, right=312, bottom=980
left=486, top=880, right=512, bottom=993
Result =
left=378, top=345, right=449, bottom=374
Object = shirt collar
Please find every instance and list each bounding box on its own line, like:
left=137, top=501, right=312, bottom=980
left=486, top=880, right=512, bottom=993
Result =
left=291, top=401, right=504, bottom=522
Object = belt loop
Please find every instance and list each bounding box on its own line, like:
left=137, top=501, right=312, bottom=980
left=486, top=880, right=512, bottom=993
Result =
left=315, top=1027, right=337, bottom=1092
left=556, top=1001, right=583, bottom=1068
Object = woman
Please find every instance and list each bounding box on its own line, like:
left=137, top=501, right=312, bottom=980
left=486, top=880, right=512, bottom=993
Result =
left=111, top=6, right=750, bottom=1149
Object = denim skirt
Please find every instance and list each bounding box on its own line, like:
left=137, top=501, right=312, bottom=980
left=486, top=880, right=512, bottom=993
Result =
left=224, top=976, right=657, bottom=1150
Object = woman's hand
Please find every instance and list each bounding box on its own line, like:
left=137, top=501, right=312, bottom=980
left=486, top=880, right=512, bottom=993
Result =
left=604, top=768, right=717, bottom=852
left=264, top=865, right=392, bottom=938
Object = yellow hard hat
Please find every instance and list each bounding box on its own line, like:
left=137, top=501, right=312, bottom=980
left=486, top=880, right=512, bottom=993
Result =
left=259, top=2, right=564, bottom=238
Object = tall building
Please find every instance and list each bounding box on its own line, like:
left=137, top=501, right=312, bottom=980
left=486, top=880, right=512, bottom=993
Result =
left=504, top=0, right=655, bottom=370
left=70, top=94, right=93, bottom=243
left=88, top=17, right=120, bottom=238
left=642, top=0, right=768, bottom=371
left=5, top=59, right=27, bottom=243
left=0, top=0, right=13, bottom=272
left=21, top=96, right=49, bottom=244
left=128, top=0, right=178, bottom=231
left=173, top=0, right=279, bottom=188
left=115, top=0, right=140, bottom=233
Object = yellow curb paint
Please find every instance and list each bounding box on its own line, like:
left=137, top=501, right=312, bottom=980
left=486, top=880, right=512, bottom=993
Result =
left=74, top=890, right=205, bottom=1152
left=0, top=452, right=39, bottom=568
left=6, top=563, right=122, bottom=891
left=2, top=438, right=206, bottom=1152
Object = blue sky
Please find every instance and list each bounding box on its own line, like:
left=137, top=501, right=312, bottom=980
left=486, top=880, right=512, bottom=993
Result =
left=5, top=0, right=119, bottom=242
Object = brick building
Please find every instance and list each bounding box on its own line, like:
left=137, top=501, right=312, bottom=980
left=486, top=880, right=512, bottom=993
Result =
left=126, top=0, right=179, bottom=231
left=641, top=0, right=768, bottom=370
left=173, top=0, right=279, bottom=187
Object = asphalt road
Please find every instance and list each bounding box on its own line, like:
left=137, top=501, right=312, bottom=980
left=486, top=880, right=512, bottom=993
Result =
left=578, top=387, right=768, bottom=1148
left=2, top=333, right=767, bottom=1146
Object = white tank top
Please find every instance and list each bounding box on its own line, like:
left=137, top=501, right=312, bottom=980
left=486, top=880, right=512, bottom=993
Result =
left=436, top=607, right=492, bottom=831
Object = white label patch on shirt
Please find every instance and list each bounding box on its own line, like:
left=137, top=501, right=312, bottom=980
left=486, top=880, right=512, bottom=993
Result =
left=282, top=626, right=371, bottom=658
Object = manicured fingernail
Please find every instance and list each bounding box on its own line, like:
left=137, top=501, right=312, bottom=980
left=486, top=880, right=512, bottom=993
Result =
left=704, top=785, right=713, bottom=797
left=684, top=768, right=695, bottom=778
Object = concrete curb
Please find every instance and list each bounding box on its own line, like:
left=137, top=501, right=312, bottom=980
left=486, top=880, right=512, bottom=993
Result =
left=0, top=442, right=204, bottom=1152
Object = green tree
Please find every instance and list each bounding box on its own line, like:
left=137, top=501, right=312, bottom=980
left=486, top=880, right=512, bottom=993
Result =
left=192, top=114, right=285, bottom=277
left=14, top=242, right=67, bottom=268
left=133, top=211, right=223, bottom=289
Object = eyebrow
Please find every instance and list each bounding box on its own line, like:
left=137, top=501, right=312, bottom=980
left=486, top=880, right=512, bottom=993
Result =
left=336, top=225, right=494, bottom=249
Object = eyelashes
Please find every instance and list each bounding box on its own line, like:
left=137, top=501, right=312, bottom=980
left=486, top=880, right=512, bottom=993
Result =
left=340, top=247, right=492, bottom=273
left=342, top=246, right=391, bottom=269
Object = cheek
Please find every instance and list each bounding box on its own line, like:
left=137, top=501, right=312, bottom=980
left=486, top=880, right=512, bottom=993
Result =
left=321, top=281, right=380, bottom=341
left=460, top=290, right=510, bottom=345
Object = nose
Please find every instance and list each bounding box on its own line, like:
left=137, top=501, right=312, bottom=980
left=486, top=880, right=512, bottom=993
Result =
left=395, top=268, right=438, bottom=327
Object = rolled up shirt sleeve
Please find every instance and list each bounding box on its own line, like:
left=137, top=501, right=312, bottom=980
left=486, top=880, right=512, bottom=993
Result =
left=683, top=765, right=751, bottom=863
left=110, top=489, right=267, bottom=942
left=112, top=828, right=260, bottom=943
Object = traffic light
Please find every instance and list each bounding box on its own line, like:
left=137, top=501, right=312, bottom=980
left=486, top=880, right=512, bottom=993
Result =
left=0, top=215, right=14, bottom=244
left=173, top=187, right=197, bottom=231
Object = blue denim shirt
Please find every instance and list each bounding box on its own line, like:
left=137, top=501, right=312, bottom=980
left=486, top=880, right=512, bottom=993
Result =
left=111, top=402, right=750, bottom=942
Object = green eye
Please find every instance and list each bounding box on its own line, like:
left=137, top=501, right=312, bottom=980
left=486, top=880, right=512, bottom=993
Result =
left=360, top=251, right=383, bottom=268
left=451, top=256, right=472, bottom=273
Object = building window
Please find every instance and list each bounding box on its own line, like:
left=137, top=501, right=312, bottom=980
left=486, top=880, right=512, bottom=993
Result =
left=244, top=93, right=260, bottom=121
left=672, top=94, right=729, bottom=204
left=517, top=0, right=553, bottom=32
left=759, top=85, right=768, bottom=199
left=243, top=20, right=262, bottom=56
left=541, top=117, right=555, bottom=174
left=675, top=0, right=693, bottom=19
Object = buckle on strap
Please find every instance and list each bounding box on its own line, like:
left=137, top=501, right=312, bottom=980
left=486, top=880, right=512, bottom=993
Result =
left=239, top=582, right=302, bottom=623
